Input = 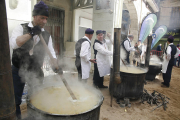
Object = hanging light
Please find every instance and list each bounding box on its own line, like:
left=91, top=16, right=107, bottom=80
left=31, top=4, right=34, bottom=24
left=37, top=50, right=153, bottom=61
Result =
left=139, top=13, right=157, bottom=43
left=151, top=25, right=167, bottom=49
left=9, top=0, right=19, bottom=9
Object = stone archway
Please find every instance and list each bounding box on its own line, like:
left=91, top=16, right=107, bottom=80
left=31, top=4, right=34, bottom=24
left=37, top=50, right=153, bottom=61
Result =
left=124, top=0, right=139, bottom=42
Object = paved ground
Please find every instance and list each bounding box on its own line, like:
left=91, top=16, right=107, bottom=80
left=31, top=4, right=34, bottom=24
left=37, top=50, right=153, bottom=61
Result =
left=21, top=67, right=180, bottom=120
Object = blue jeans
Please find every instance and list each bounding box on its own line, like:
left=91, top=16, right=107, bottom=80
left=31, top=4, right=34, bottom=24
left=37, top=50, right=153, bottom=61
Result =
left=12, top=65, right=25, bottom=119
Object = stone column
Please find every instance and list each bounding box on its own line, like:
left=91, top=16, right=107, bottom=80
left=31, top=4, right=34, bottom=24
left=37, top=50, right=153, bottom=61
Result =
left=31, top=0, right=37, bottom=21
left=91, top=0, right=116, bottom=71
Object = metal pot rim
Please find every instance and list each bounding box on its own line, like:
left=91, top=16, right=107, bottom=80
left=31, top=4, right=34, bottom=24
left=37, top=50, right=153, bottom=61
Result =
left=120, top=65, right=148, bottom=74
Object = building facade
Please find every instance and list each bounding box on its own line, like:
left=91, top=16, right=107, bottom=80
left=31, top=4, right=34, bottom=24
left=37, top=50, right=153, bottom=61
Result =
left=6, top=0, right=158, bottom=69
left=152, top=0, right=180, bottom=50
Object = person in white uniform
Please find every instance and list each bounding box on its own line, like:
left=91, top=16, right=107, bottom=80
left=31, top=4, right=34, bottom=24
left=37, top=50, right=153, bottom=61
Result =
left=102, top=30, right=113, bottom=44
left=140, top=42, right=147, bottom=61
left=93, top=30, right=113, bottom=88
left=9, top=1, right=60, bottom=119
left=133, top=42, right=147, bottom=65
left=121, top=35, right=138, bottom=64
left=161, top=36, right=180, bottom=87
left=75, top=28, right=96, bottom=83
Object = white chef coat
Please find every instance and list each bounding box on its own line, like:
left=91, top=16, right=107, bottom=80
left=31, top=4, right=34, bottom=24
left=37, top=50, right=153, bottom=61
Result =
left=162, top=43, right=180, bottom=73
left=80, top=36, right=91, bottom=79
left=124, top=38, right=136, bottom=52
left=10, top=22, right=56, bottom=58
left=120, top=38, right=135, bottom=64
left=94, top=40, right=113, bottom=77
left=140, top=44, right=147, bottom=60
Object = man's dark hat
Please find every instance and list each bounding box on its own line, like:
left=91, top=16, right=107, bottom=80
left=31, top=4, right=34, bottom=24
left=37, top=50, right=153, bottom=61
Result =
left=167, top=35, right=174, bottom=43
left=102, top=30, right=106, bottom=34
left=96, top=30, right=103, bottom=35
left=33, top=1, right=49, bottom=17
left=85, top=28, right=94, bottom=34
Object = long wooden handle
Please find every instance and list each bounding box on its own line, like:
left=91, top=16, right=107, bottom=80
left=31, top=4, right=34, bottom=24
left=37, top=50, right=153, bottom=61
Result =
left=39, top=34, right=54, bottom=60
left=120, top=58, right=128, bottom=69
left=60, top=76, right=77, bottom=100
left=39, top=34, right=77, bottom=100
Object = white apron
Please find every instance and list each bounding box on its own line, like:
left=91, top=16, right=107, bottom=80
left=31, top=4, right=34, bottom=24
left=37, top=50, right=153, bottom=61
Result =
left=80, top=44, right=91, bottom=79
left=162, top=54, right=169, bottom=73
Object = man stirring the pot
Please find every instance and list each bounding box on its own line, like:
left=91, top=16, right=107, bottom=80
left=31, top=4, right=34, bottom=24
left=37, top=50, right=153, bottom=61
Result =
left=121, top=35, right=139, bottom=64
left=10, top=1, right=60, bottom=119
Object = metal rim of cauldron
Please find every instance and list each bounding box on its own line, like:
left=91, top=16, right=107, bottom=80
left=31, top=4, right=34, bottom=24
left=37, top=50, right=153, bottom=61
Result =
left=26, top=85, right=104, bottom=117
left=120, top=71, right=146, bottom=76
left=120, top=65, right=148, bottom=75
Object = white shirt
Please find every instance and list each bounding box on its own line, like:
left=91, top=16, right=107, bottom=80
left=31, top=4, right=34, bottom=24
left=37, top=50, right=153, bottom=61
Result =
left=166, top=43, right=180, bottom=60
left=94, top=41, right=113, bottom=56
left=10, top=22, right=56, bottom=58
left=105, top=39, right=113, bottom=45
left=124, top=38, right=135, bottom=52
left=140, top=44, right=147, bottom=58
left=80, top=36, right=91, bottom=62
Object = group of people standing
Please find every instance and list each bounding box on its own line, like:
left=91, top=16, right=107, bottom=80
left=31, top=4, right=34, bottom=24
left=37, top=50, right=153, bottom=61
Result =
left=75, top=29, right=148, bottom=88
left=7, top=1, right=180, bottom=119
left=75, top=28, right=113, bottom=88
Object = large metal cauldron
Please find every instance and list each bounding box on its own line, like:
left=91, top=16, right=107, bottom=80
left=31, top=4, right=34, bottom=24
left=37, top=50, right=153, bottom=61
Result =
left=109, top=66, right=147, bottom=99
left=140, top=63, right=162, bottom=81
left=26, top=76, right=104, bottom=120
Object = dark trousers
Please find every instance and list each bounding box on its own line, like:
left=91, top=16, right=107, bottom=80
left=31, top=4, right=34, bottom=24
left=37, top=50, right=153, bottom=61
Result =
left=12, top=65, right=44, bottom=119
left=178, top=56, right=180, bottom=67
left=177, top=56, right=180, bottom=67
left=133, top=60, right=139, bottom=66
left=93, top=63, right=104, bottom=87
left=12, top=65, right=25, bottom=119
left=76, top=65, right=82, bottom=81
left=163, top=64, right=173, bottom=86
left=126, top=53, right=130, bottom=64
left=174, top=58, right=177, bottom=66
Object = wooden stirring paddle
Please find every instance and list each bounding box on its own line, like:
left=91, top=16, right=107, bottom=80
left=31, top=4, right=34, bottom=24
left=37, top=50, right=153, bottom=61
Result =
left=121, top=58, right=128, bottom=70
left=39, top=34, right=77, bottom=100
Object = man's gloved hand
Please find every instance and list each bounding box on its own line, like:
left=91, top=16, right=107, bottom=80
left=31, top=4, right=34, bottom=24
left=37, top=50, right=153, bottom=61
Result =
left=52, top=67, right=63, bottom=75
left=134, top=43, right=138, bottom=48
left=28, top=25, right=41, bottom=37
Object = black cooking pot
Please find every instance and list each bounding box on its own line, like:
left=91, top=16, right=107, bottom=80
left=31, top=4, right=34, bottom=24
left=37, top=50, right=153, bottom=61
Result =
left=140, top=62, right=162, bottom=81
left=109, top=66, right=147, bottom=99
left=26, top=75, right=104, bottom=120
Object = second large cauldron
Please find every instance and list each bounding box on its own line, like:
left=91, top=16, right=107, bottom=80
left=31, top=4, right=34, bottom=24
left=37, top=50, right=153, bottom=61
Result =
left=140, top=62, right=162, bottom=81
left=109, top=66, right=147, bottom=99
